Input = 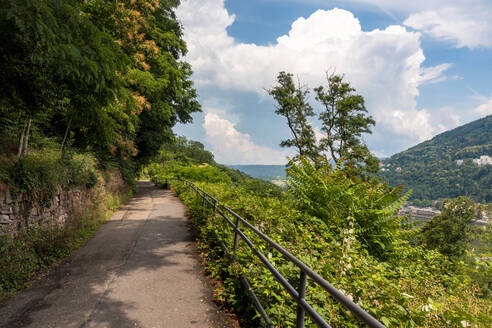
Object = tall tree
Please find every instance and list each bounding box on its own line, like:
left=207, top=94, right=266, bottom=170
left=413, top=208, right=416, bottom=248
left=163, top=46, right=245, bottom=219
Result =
left=0, top=0, right=62, bottom=155
left=314, top=72, right=378, bottom=173
left=0, top=0, right=127, bottom=157
left=82, top=0, right=201, bottom=161
left=268, top=72, right=318, bottom=161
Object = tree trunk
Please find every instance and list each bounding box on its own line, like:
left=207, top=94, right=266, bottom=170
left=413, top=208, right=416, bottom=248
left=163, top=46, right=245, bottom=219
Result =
left=17, top=121, right=27, bottom=158
left=22, top=118, right=31, bottom=156
left=60, top=117, right=72, bottom=153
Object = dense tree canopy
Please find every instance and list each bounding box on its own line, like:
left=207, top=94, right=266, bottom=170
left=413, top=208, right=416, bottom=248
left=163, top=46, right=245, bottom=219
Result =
left=0, top=0, right=200, bottom=165
left=1, top=0, right=127, bottom=155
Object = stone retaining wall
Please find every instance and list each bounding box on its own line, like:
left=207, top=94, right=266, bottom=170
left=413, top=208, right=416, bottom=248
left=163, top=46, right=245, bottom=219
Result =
left=0, top=171, right=128, bottom=235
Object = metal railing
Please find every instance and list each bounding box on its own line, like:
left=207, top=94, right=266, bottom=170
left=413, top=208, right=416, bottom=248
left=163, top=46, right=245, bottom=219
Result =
left=173, top=178, right=385, bottom=328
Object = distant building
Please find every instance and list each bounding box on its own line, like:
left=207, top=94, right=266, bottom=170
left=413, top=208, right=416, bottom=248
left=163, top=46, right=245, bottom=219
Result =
left=395, top=167, right=402, bottom=172
left=472, top=155, right=492, bottom=166
left=475, top=210, right=491, bottom=226
left=399, top=206, right=490, bottom=226
left=271, top=179, right=286, bottom=187
left=399, top=206, right=440, bottom=221
left=456, top=156, right=491, bottom=166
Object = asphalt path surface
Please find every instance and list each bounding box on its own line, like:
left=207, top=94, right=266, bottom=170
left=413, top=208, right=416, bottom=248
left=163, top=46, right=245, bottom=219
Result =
left=0, top=181, right=235, bottom=328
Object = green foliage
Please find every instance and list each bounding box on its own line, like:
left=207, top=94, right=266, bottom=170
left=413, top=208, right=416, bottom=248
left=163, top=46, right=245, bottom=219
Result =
left=287, top=157, right=407, bottom=259
left=268, top=72, right=318, bottom=160
left=152, top=163, right=284, bottom=199
left=81, top=0, right=201, bottom=162
left=0, top=0, right=200, bottom=180
left=268, top=71, right=378, bottom=175
left=474, top=222, right=492, bottom=258
left=0, top=0, right=128, bottom=155
left=314, top=72, right=378, bottom=173
left=147, top=136, right=284, bottom=198
left=169, top=176, right=491, bottom=327
left=157, top=136, right=215, bottom=165
left=377, top=115, right=492, bottom=204
left=420, top=197, right=482, bottom=257
left=0, top=148, right=99, bottom=206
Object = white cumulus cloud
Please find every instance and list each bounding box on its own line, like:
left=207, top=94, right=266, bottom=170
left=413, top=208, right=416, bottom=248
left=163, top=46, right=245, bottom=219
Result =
left=419, top=63, right=452, bottom=84
left=473, top=98, right=492, bottom=116
left=203, top=112, right=290, bottom=164
left=379, top=109, right=434, bottom=142
left=404, top=6, right=492, bottom=48
left=177, top=0, right=456, bottom=158
left=347, top=0, right=492, bottom=48
left=433, top=106, right=462, bottom=134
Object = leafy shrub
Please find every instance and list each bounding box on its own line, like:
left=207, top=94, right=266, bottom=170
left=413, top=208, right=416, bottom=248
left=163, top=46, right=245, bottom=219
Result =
left=287, top=158, right=408, bottom=259
left=65, top=153, right=99, bottom=189
left=0, top=149, right=100, bottom=206
left=167, top=171, right=491, bottom=327
left=150, top=163, right=230, bottom=184
left=420, top=196, right=481, bottom=257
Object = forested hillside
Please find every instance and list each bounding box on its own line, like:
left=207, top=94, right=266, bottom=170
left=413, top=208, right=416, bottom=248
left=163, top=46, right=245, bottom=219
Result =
left=378, top=115, right=492, bottom=206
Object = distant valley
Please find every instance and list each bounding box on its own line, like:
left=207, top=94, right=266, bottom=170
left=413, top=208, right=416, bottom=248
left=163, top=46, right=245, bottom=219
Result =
left=227, top=165, right=286, bottom=182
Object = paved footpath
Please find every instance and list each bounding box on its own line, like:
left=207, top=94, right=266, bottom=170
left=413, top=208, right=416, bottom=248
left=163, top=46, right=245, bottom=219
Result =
left=0, top=181, right=235, bottom=328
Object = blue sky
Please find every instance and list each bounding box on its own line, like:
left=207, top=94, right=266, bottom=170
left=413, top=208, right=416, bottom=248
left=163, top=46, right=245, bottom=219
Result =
left=175, top=0, right=492, bottom=164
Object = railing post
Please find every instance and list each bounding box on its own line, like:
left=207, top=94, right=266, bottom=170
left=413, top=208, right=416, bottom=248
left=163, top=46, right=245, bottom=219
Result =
left=296, top=271, right=307, bottom=328
left=212, top=199, right=217, bottom=217
left=202, top=196, right=206, bottom=216
left=232, top=216, right=241, bottom=262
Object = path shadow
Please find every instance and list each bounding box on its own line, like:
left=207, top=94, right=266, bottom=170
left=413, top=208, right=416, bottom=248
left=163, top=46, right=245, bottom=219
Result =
left=0, top=181, right=233, bottom=328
